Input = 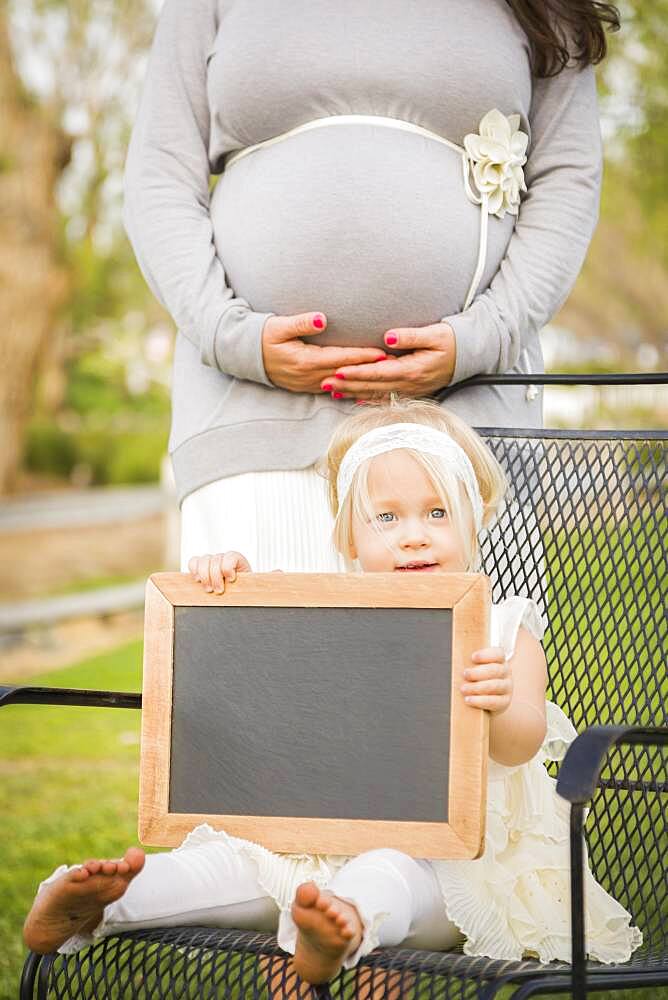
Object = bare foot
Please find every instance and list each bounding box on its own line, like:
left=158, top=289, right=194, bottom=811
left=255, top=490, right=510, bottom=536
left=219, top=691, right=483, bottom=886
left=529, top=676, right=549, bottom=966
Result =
left=291, top=881, right=363, bottom=985
left=23, top=847, right=145, bottom=954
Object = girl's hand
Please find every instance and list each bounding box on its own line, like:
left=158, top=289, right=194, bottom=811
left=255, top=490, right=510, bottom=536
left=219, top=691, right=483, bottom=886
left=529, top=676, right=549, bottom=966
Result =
left=262, top=313, right=388, bottom=393
left=321, top=322, right=456, bottom=401
left=460, top=646, right=513, bottom=714
left=187, top=551, right=252, bottom=594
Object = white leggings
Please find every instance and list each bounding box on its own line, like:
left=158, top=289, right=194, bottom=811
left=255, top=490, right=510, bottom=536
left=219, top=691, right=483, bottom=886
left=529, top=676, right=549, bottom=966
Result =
left=47, top=843, right=463, bottom=964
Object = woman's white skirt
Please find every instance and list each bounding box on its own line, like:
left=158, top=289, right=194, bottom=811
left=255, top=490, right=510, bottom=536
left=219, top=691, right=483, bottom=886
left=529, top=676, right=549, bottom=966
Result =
left=180, top=466, right=350, bottom=573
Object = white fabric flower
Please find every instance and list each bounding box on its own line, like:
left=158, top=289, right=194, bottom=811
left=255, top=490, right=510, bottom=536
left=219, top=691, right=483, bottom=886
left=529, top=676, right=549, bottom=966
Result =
left=464, top=109, right=529, bottom=219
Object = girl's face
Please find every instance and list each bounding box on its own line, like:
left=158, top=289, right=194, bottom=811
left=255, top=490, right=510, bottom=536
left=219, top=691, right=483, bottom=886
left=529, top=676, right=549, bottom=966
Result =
left=349, top=450, right=468, bottom=573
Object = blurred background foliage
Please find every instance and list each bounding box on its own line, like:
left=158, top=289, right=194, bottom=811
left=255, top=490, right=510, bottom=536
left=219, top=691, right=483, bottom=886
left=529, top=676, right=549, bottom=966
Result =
left=0, top=0, right=666, bottom=496
left=560, top=0, right=668, bottom=350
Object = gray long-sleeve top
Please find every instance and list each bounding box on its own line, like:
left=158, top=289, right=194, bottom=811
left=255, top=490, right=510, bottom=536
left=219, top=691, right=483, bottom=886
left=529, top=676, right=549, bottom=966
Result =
left=123, top=0, right=602, bottom=505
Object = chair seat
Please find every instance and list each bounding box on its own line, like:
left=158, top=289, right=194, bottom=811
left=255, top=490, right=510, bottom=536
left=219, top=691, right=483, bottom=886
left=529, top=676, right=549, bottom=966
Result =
left=36, top=926, right=667, bottom=1000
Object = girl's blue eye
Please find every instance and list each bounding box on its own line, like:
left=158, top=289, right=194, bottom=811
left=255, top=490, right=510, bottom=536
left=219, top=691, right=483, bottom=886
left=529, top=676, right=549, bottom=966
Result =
left=377, top=512, right=396, bottom=523
left=431, top=508, right=448, bottom=519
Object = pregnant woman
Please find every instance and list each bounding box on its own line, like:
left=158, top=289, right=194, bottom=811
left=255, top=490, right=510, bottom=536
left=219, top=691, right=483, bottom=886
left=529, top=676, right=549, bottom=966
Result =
left=123, top=0, right=618, bottom=573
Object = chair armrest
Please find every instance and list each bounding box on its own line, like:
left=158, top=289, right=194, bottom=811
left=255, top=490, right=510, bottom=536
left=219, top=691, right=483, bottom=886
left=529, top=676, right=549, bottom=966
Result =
left=555, top=725, right=667, bottom=1000
left=0, top=685, right=141, bottom=710
left=556, top=724, right=668, bottom=804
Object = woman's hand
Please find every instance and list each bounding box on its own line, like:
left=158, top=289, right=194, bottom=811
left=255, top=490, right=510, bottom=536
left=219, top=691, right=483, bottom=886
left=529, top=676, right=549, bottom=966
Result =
left=188, top=551, right=252, bottom=594
left=460, top=646, right=513, bottom=714
left=321, top=322, right=457, bottom=401
left=262, top=313, right=388, bottom=393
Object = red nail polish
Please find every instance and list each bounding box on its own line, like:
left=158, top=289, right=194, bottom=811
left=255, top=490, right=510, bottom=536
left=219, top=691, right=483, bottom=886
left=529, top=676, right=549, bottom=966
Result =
left=333, top=392, right=344, bottom=399
left=385, top=333, right=398, bottom=345
left=376, top=355, right=386, bottom=362
left=313, top=314, right=325, bottom=329
left=334, top=372, right=345, bottom=380
left=322, top=384, right=333, bottom=391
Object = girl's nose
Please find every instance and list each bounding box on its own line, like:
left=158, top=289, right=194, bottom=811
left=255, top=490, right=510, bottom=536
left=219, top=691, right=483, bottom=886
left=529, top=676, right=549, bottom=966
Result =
left=399, top=520, right=430, bottom=548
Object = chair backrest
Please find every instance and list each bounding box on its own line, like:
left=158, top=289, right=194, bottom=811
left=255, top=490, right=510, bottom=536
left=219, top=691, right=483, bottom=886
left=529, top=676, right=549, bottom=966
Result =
left=479, top=428, right=667, bottom=959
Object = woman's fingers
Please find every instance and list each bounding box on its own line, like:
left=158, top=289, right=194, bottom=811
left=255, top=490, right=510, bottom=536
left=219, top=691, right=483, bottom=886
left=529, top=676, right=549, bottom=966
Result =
left=305, top=344, right=389, bottom=370
left=322, top=322, right=456, bottom=397
left=329, top=323, right=449, bottom=380
left=326, top=357, right=401, bottom=383
left=381, top=324, right=449, bottom=351
left=262, top=312, right=389, bottom=392
left=263, top=312, right=328, bottom=344
left=265, top=312, right=387, bottom=365
left=262, top=315, right=454, bottom=395
left=322, top=352, right=450, bottom=397
left=321, top=359, right=416, bottom=396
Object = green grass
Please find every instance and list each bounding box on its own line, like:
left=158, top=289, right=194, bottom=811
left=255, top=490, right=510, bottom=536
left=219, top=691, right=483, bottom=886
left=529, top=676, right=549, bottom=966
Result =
left=541, top=514, right=667, bottom=731
left=0, top=642, right=144, bottom=998
left=0, top=513, right=665, bottom=998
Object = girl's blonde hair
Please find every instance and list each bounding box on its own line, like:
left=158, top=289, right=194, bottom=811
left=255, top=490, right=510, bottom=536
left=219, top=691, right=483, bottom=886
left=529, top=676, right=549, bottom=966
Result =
left=325, top=398, right=508, bottom=570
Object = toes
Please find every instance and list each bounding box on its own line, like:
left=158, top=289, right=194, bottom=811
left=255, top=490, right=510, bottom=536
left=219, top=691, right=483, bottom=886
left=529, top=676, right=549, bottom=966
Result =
left=101, top=861, right=118, bottom=876
left=322, top=903, right=356, bottom=939
left=70, top=867, right=90, bottom=882
left=295, top=882, right=320, bottom=908
left=334, top=915, right=354, bottom=938
left=124, top=847, right=145, bottom=874
left=83, top=860, right=101, bottom=875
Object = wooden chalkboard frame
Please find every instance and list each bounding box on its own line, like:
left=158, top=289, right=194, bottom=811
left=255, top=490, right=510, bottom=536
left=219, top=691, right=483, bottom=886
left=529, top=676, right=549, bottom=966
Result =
left=139, top=572, right=490, bottom=859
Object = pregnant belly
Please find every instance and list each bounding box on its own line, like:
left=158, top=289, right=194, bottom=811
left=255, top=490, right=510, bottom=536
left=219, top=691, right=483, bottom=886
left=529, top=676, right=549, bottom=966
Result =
left=210, top=125, right=515, bottom=350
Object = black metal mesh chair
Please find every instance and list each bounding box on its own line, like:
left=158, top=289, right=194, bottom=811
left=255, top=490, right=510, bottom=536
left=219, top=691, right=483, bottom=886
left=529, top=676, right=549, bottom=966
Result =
left=5, top=379, right=667, bottom=1000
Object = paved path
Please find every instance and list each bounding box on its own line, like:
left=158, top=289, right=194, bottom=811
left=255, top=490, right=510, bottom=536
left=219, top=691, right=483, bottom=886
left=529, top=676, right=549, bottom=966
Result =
left=0, top=581, right=147, bottom=635
left=0, top=485, right=166, bottom=532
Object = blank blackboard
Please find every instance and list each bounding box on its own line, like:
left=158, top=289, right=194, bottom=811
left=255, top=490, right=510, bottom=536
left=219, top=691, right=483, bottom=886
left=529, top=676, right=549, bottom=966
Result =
left=170, top=606, right=452, bottom=822
left=139, top=572, right=490, bottom=859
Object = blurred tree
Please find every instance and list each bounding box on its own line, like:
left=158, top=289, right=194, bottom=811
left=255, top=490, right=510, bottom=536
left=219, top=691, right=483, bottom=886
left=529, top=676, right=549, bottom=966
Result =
left=0, top=0, right=156, bottom=494
left=0, top=3, right=72, bottom=493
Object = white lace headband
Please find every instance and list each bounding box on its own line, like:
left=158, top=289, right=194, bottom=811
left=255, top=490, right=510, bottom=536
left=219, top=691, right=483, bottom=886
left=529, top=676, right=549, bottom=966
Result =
left=336, top=423, right=484, bottom=533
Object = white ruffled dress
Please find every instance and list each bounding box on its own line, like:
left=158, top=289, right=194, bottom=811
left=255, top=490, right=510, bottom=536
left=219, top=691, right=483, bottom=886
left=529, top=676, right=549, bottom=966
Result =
left=176, top=596, right=642, bottom=966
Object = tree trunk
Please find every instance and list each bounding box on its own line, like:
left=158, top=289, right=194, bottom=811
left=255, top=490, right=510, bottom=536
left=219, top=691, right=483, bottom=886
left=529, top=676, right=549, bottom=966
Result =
left=0, top=7, right=72, bottom=494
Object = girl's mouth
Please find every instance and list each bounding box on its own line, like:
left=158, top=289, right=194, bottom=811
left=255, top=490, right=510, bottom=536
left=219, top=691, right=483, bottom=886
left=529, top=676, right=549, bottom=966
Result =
left=395, top=562, right=439, bottom=571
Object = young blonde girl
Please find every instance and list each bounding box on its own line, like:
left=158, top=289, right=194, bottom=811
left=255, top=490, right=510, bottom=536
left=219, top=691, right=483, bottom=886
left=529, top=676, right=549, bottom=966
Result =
left=24, top=400, right=641, bottom=986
